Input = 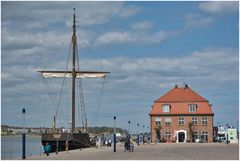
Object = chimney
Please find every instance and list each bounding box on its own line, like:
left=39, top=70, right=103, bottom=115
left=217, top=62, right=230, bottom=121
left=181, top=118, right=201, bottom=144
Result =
left=174, top=84, right=178, bottom=89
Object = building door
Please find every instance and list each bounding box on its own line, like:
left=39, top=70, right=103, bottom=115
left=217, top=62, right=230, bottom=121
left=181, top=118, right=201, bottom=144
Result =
left=178, top=132, right=185, bottom=142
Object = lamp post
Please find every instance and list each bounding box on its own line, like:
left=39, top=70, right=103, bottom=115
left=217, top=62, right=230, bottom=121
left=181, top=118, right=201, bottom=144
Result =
left=143, top=125, right=145, bottom=144
left=128, top=121, right=131, bottom=143
left=128, top=121, right=131, bottom=134
left=226, top=124, right=229, bottom=144
left=147, top=126, right=149, bottom=144
left=137, top=123, right=139, bottom=146
left=22, top=108, right=26, bottom=159
left=113, top=116, right=116, bottom=152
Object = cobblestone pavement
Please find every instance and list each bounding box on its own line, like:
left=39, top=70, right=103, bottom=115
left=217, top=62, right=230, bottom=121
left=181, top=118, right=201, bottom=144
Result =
left=27, top=143, right=239, bottom=160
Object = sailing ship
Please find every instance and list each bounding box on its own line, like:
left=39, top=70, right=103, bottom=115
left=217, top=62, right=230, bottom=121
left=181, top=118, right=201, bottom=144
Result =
left=38, top=9, right=110, bottom=152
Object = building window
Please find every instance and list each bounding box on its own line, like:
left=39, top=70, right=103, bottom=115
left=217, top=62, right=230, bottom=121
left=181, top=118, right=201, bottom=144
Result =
left=189, top=104, right=197, bottom=112
left=192, top=131, right=199, bottom=142
left=178, top=117, right=185, bottom=125
left=162, top=104, right=170, bottom=112
left=201, top=131, right=208, bottom=142
left=192, top=117, right=198, bottom=125
left=165, top=117, right=171, bottom=126
left=165, top=131, right=172, bottom=139
left=202, top=117, right=208, bottom=125
left=155, top=117, right=161, bottom=126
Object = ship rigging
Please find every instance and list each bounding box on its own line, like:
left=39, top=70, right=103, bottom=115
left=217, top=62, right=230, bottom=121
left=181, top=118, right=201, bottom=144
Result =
left=38, top=8, right=110, bottom=151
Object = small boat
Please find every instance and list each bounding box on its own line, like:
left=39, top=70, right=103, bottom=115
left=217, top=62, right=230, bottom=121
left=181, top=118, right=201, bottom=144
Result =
left=38, top=8, right=110, bottom=153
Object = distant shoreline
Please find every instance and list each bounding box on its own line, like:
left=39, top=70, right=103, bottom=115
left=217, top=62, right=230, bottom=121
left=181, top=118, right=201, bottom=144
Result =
left=1, top=134, right=41, bottom=138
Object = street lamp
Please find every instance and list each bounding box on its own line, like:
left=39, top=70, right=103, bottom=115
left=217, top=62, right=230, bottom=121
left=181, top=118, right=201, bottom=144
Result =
left=113, top=116, right=117, bottom=152
left=128, top=121, right=131, bottom=134
left=226, top=124, right=229, bottom=144
left=128, top=121, right=131, bottom=144
left=137, top=123, right=139, bottom=146
left=143, top=125, right=145, bottom=144
left=22, top=108, right=26, bottom=159
left=147, top=126, right=149, bottom=144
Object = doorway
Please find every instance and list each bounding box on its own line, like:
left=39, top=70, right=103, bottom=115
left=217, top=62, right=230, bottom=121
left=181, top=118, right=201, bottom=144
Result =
left=178, top=132, right=185, bottom=142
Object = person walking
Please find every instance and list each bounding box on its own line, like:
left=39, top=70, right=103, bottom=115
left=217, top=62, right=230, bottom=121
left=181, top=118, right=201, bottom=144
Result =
left=65, top=140, right=69, bottom=153
left=44, top=142, right=51, bottom=156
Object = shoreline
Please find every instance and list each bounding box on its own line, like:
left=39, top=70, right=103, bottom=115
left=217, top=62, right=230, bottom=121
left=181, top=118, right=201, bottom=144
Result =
left=1, top=134, right=41, bottom=137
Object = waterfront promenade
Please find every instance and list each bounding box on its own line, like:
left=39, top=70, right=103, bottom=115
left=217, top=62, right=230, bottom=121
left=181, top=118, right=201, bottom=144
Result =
left=26, top=143, right=239, bottom=160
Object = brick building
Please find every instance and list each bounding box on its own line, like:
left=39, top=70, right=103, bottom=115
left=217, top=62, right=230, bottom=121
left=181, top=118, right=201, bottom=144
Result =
left=149, top=84, right=214, bottom=143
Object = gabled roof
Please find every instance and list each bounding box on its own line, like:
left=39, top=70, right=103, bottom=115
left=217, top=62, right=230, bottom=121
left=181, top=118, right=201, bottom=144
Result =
left=150, top=84, right=214, bottom=116
left=155, top=84, right=208, bottom=103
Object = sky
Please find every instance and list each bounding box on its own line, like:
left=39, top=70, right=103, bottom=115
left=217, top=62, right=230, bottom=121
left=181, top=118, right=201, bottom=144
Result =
left=1, top=1, right=239, bottom=133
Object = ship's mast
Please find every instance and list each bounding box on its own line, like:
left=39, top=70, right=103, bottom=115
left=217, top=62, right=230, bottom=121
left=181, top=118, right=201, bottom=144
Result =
left=38, top=9, right=110, bottom=134
left=72, top=8, right=76, bottom=134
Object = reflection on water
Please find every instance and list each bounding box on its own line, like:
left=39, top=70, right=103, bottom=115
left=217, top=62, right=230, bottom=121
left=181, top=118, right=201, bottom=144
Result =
left=1, top=136, right=42, bottom=159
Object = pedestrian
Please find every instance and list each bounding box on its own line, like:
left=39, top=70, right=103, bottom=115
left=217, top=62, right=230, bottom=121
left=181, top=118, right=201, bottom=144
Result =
left=130, top=141, right=134, bottom=152
left=44, top=142, right=51, bottom=156
left=105, top=140, right=108, bottom=146
left=65, top=140, right=69, bottom=153
left=108, top=139, right=112, bottom=147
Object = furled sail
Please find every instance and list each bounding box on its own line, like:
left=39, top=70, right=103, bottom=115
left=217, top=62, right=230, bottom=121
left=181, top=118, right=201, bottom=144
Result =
left=38, top=71, right=110, bottom=78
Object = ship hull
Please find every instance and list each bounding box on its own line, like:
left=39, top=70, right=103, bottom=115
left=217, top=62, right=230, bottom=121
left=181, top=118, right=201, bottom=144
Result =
left=41, top=132, right=93, bottom=153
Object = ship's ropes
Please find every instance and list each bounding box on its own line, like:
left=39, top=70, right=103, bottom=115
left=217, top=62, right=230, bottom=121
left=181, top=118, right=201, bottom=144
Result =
left=40, top=40, right=72, bottom=128
left=76, top=43, right=86, bottom=131
left=40, top=41, right=66, bottom=107
left=43, top=41, right=65, bottom=69
left=75, top=37, right=108, bottom=130
left=91, top=77, right=106, bottom=127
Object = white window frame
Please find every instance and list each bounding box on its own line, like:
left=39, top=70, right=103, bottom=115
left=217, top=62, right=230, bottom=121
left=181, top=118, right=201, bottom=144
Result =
left=162, top=104, right=170, bottom=112
left=155, top=117, right=161, bottom=125
left=192, top=117, right=198, bottom=125
left=178, top=117, right=185, bottom=125
left=202, top=117, right=208, bottom=125
left=165, top=131, right=172, bottom=139
left=165, top=117, right=171, bottom=126
left=202, top=131, right=208, bottom=141
left=193, top=131, right=199, bottom=139
left=189, top=104, right=197, bottom=112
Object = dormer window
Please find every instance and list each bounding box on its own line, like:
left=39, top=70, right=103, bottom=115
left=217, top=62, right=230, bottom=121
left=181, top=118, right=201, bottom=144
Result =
left=162, top=104, right=170, bottom=112
left=189, top=104, right=197, bottom=112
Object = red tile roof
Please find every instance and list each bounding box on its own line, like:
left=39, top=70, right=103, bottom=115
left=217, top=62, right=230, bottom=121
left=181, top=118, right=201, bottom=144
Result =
left=155, top=85, right=208, bottom=103
left=150, top=85, right=214, bottom=115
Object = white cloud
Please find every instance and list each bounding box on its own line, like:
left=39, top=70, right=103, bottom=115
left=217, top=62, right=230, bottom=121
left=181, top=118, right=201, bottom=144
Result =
left=119, top=5, right=142, bottom=18
left=95, top=30, right=172, bottom=45
left=77, top=48, right=238, bottom=91
left=2, top=1, right=140, bottom=28
left=130, top=21, right=153, bottom=30
left=184, top=13, right=214, bottom=28
left=199, top=1, right=238, bottom=14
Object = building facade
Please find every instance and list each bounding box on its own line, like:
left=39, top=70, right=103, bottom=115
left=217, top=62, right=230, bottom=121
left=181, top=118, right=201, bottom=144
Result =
left=226, top=128, right=238, bottom=143
left=149, top=84, right=214, bottom=143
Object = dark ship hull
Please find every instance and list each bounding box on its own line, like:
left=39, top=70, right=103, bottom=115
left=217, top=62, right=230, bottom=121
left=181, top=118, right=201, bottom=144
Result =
left=41, top=132, right=94, bottom=153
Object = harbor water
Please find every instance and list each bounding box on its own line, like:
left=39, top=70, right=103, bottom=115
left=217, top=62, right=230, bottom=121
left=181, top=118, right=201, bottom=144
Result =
left=1, top=136, right=42, bottom=159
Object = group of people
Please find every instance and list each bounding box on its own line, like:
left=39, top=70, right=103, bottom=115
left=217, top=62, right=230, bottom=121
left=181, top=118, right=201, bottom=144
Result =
left=44, top=138, right=135, bottom=156
left=124, top=137, right=134, bottom=152
left=105, top=139, right=112, bottom=147
left=95, top=138, right=112, bottom=148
